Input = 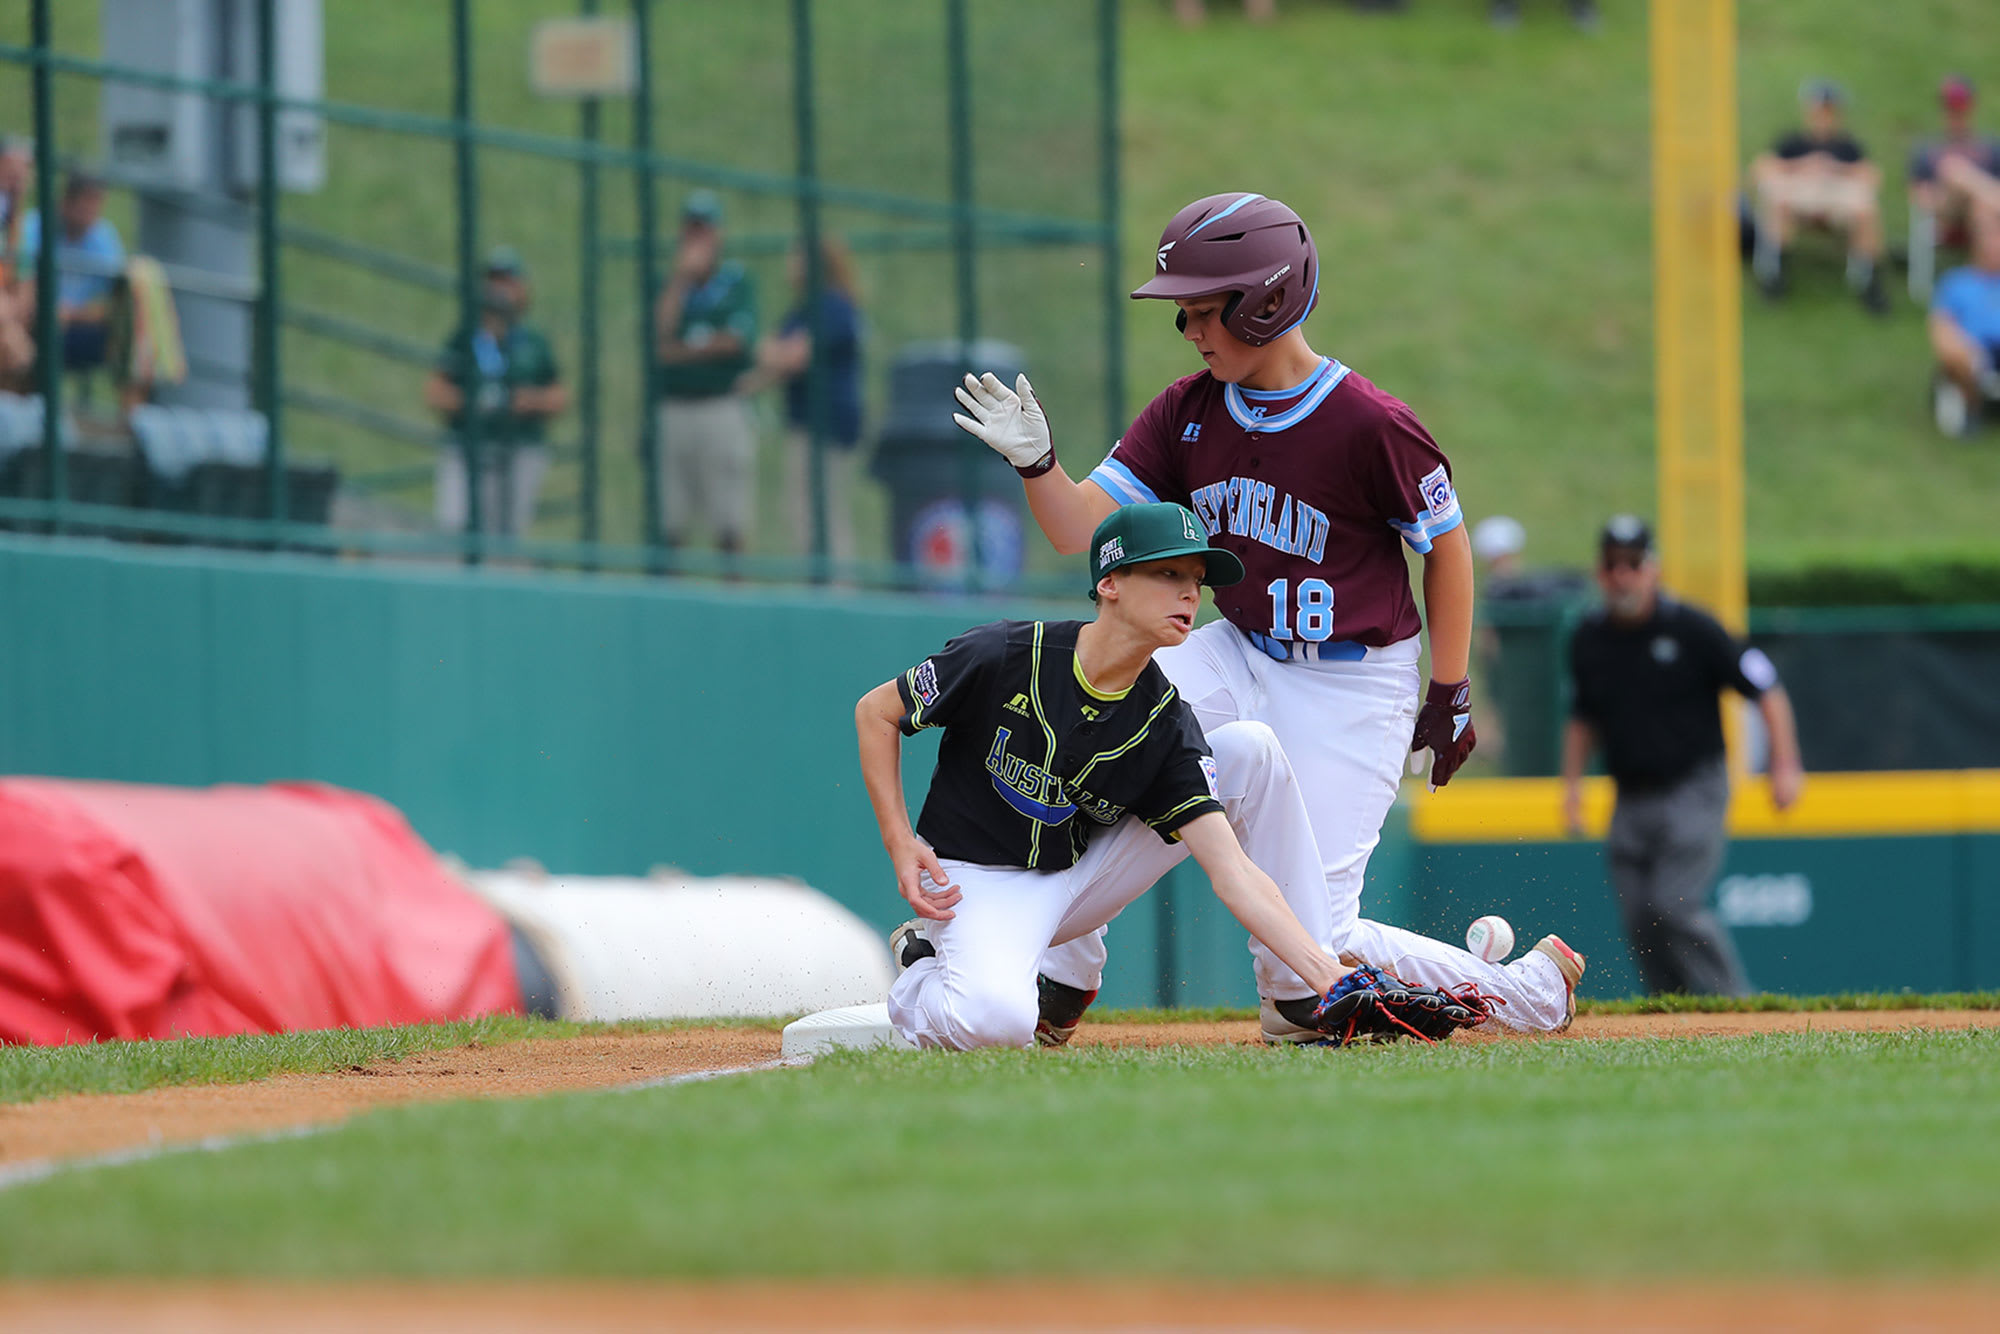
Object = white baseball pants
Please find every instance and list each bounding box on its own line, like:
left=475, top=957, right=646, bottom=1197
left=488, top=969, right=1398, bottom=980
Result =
left=889, top=720, right=1324, bottom=1051
left=1038, top=619, right=1571, bottom=1029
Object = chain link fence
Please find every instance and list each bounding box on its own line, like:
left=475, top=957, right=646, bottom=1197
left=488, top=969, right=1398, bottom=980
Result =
left=0, top=0, right=1119, bottom=593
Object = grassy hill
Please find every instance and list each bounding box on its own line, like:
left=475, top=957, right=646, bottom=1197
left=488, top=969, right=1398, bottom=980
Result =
left=5, top=0, right=1997, bottom=576
left=1124, top=0, right=2000, bottom=574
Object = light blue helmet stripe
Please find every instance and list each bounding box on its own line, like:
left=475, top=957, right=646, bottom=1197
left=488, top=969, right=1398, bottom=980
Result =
left=1183, top=192, right=1267, bottom=240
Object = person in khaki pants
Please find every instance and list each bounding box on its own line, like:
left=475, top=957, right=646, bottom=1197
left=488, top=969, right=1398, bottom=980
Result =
left=653, top=191, right=758, bottom=555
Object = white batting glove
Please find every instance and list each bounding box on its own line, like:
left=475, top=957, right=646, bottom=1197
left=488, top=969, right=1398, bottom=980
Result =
left=952, top=372, right=1053, bottom=474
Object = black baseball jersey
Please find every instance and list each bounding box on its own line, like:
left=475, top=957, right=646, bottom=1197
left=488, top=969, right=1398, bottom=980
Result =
left=1568, top=597, right=1780, bottom=792
left=895, top=619, right=1223, bottom=870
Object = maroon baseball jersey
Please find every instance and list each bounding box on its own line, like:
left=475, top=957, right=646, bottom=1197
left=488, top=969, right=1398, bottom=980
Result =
left=1087, top=358, right=1461, bottom=650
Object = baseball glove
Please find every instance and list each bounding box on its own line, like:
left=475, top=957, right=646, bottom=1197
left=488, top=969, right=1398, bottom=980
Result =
left=1309, top=966, right=1498, bottom=1046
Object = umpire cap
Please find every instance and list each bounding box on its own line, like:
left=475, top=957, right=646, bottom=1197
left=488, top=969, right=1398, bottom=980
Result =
left=1598, top=514, right=1654, bottom=558
left=1089, top=502, right=1245, bottom=596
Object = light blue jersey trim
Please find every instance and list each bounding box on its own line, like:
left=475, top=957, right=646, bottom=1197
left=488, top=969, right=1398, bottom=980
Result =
left=1088, top=457, right=1160, bottom=507
left=1184, top=192, right=1266, bottom=239
left=1388, top=504, right=1465, bottom=553
left=1223, top=359, right=1349, bottom=433
left=1236, top=356, right=1332, bottom=400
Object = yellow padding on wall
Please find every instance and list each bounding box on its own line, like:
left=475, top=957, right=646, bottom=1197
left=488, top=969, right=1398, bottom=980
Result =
left=1406, top=771, right=2000, bottom=843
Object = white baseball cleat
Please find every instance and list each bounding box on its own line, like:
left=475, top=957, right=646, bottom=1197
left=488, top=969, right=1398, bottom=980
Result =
left=1258, top=996, right=1326, bottom=1045
left=1531, top=934, right=1586, bottom=1033
left=889, top=919, right=936, bottom=975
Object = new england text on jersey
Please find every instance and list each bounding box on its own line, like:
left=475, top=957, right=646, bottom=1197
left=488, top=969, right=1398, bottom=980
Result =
left=1186, top=477, right=1331, bottom=563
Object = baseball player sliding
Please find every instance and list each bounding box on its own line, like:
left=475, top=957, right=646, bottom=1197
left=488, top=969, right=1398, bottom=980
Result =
left=858, top=503, right=1501, bottom=1051
left=955, top=192, right=1584, bottom=1042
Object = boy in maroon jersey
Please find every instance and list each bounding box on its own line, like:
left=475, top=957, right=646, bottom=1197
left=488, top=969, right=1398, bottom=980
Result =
left=954, top=191, right=1582, bottom=1042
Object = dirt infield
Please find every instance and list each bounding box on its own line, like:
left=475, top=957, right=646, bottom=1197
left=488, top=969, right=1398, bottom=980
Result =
left=6, top=1008, right=1998, bottom=1171
left=0, top=1029, right=782, bottom=1168
left=3, top=1278, right=1998, bottom=1332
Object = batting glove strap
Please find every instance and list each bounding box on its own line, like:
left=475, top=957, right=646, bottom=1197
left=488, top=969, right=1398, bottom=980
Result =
left=1014, top=449, right=1056, bottom=479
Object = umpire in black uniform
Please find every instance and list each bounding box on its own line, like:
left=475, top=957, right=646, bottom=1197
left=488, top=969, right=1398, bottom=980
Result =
left=1561, top=516, right=1805, bottom=996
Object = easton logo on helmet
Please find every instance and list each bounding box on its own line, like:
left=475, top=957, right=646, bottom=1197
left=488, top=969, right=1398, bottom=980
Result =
left=1130, top=192, right=1320, bottom=347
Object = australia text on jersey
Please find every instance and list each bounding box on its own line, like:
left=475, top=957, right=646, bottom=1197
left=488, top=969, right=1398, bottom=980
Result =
left=984, top=726, right=1125, bottom=827
left=1186, top=476, right=1331, bottom=563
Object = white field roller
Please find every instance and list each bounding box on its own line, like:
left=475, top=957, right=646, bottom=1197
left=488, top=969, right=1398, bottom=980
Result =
left=464, top=866, right=897, bottom=1051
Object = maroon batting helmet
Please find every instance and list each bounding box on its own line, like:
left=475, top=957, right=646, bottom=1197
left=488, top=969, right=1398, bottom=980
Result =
left=1131, top=192, right=1319, bottom=347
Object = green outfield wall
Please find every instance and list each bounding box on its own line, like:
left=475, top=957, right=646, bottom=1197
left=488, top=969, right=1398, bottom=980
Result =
left=5, top=535, right=1991, bottom=1008
left=0, top=534, right=1215, bottom=1006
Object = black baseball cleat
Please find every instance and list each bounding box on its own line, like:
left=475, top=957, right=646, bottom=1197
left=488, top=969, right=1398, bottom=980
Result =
left=1034, top=973, right=1098, bottom=1047
left=1261, top=995, right=1329, bottom=1044
left=889, top=919, right=937, bottom=974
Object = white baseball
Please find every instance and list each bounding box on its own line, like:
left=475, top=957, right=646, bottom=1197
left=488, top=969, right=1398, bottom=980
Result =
left=1466, top=915, right=1515, bottom=963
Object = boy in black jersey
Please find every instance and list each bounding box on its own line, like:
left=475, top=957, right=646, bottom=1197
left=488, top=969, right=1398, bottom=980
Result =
left=856, top=502, right=1356, bottom=1050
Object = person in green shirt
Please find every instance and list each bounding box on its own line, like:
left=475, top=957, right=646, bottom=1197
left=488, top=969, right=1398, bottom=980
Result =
left=653, top=190, right=758, bottom=555
left=424, top=245, right=568, bottom=538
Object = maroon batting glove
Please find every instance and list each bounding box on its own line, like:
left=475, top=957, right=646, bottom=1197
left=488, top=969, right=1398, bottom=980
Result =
left=1411, top=676, right=1476, bottom=789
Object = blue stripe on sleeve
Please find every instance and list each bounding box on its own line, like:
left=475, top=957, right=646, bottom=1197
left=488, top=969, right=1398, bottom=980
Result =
left=1088, top=457, right=1159, bottom=507
left=1388, top=505, right=1465, bottom=553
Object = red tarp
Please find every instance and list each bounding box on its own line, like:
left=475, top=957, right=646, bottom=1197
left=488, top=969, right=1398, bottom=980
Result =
left=0, top=778, right=521, bottom=1045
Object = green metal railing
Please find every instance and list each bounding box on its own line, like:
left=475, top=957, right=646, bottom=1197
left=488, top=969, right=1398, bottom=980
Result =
left=1, top=0, right=1121, bottom=595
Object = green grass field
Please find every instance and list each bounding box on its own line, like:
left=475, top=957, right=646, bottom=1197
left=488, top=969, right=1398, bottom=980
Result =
left=3, top=1027, right=1997, bottom=1279
left=6, top=0, right=1997, bottom=573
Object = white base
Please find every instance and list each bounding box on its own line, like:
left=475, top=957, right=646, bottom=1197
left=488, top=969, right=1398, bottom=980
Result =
left=781, top=1001, right=914, bottom=1060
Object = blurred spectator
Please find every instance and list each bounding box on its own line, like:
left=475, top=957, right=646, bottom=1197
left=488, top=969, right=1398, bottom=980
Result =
left=1174, top=0, right=1276, bottom=23
left=741, top=235, right=865, bottom=563
left=1563, top=516, right=1803, bottom=997
left=1471, top=514, right=1525, bottom=580
left=1927, top=206, right=2000, bottom=438
left=654, top=189, right=758, bottom=556
left=1748, top=81, right=1888, bottom=315
left=0, top=287, right=32, bottom=392
left=1908, top=76, right=2000, bottom=299
left=424, top=245, right=567, bottom=538
left=18, top=172, right=125, bottom=370
left=1472, top=513, right=1589, bottom=602
left=1491, top=0, right=1599, bottom=32
left=107, top=256, right=187, bottom=415
left=0, top=135, right=30, bottom=281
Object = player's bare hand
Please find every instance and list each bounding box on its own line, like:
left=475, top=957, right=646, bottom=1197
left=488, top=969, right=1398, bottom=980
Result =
left=952, top=372, right=1053, bottom=471
left=1768, top=760, right=1805, bottom=812
left=892, top=837, right=960, bottom=920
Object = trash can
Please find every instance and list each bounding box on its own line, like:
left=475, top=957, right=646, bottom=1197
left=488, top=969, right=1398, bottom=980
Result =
left=868, top=339, right=1031, bottom=588
left=1479, top=574, right=1592, bottom=776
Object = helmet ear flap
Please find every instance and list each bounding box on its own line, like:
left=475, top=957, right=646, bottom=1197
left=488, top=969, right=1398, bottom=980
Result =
left=1175, top=309, right=1188, bottom=334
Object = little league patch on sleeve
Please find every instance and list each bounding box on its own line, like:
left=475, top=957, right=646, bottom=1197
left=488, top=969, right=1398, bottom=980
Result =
left=1198, top=754, right=1219, bottom=796
left=912, top=659, right=941, bottom=706
left=1418, top=465, right=1457, bottom=519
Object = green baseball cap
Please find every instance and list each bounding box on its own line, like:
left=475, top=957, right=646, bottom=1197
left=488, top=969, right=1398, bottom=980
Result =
left=1088, top=502, right=1245, bottom=594
left=682, top=189, right=724, bottom=225
left=484, top=244, right=526, bottom=277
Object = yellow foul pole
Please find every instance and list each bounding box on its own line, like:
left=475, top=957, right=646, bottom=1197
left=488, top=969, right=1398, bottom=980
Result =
left=1649, top=0, right=1745, bottom=634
